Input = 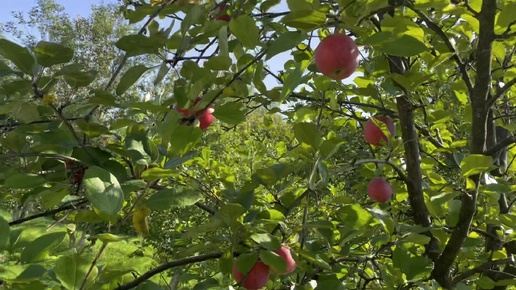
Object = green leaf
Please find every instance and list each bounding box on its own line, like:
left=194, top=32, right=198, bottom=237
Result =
left=293, top=122, right=322, bottom=149
left=169, top=124, right=203, bottom=156
left=75, top=119, right=109, bottom=137
left=260, top=250, right=287, bottom=273
left=4, top=173, right=46, bottom=189
left=236, top=253, right=259, bottom=274
left=0, top=39, right=35, bottom=75
left=83, top=166, right=124, bottom=217
left=154, top=61, right=170, bottom=86
left=297, top=249, right=331, bottom=270
left=336, top=204, right=373, bottom=230
left=477, top=276, right=495, bottom=289
left=367, top=207, right=395, bottom=235
left=497, top=2, right=516, bottom=29
left=115, top=34, right=160, bottom=56
left=55, top=254, right=98, bottom=290
left=229, top=15, right=260, bottom=48
left=392, top=246, right=431, bottom=280
left=0, top=217, right=10, bottom=250
left=280, top=65, right=303, bottom=101
left=20, top=231, right=66, bottom=263
left=281, top=10, right=326, bottom=30
left=204, top=55, right=232, bottom=71
left=251, top=233, right=281, bottom=250
left=212, top=102, right=246, bottom=125
left=34, top=41, right=74, bottom=67
left=461, top=154, right=494, bottom=177
left=91, top=233, right=125, bottom=243
left=116, top=65, right=149, bottom=95
left=55, top=64, right=97, bottom=87
left=266, top=32, right=307, bottom=60
left=217, top=203, right=246, bottom=225
left=13, top=264, right=47, bottom=283
left=146, top=189, right=202, bottom=211
left=257, top=209, right=285, bottom=221
left=365, top=34, right=427, bottom=57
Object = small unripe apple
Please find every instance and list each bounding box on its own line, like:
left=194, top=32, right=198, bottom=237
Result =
left=367, top=178, right=393, bottom=203
left=273, top=245, right=296, bottom=274
left=232, top=260, right=270, bottom=290
left=315, top=34, right=359, bottom=80
left=364, top=116, right=395, bottom=146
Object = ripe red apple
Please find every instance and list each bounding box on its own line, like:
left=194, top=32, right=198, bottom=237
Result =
left=175, top=97, right=216, bottom=130
left=215, top=3, right=231, bottom=21
left=232, top=260, right=270, bottom=290
left=364, top=116, right=395, bottom=146
left=272, top=245, right=296, bottom=275
left=198, top=107, right=215, bottom=130
left=367, top=178, right=393, bottom=203
left=315, top=34, right=359, bottom=80
left=65, top=161, right=87, bottom=184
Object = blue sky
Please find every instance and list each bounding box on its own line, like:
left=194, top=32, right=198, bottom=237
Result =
left=0, top=0, right=118, bottom=21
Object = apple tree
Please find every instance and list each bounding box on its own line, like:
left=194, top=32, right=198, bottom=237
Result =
left=2, top=0, right=516, bottom=289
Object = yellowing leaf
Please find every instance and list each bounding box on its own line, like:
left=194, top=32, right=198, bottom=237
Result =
left=41, top=93, right=57, bottom=106
left=132, top=207, right=152, bottom=236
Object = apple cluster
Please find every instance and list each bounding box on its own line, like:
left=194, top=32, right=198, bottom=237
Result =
left=232, top=245, right=296, bottom=290
left=65, top=161, right=87, bottom=185
left=174, top=97, right=216, bottom=130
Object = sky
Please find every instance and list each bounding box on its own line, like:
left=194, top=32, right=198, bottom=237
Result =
left=0, top=0, right=118, bottom=21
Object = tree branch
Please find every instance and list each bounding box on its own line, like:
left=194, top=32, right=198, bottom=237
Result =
left=114, top=252, right=223, bottom=290
left=485, top=135, right=516, bottom=156
left=8, top=198, right=88, bottom=226
left=452, top=257, right=515, bottom=285
left=406, top=5, right=474, bottom=94
left=487, top=77, right=516, bottom=107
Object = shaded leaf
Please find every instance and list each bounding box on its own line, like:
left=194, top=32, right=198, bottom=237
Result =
left=116, top=65, right=149, bottom=95
left=4, top=173, right=46, bottom=189
left=0, top=39, right=35, bottom=75
left=34, top=41, right=74, bottom=67
left=146, top=189, right=202, bottom=211
left=20, top=231, right=66, bottom=263
left=281, top=10, right=326, bottom=30
left=55, top=254, right=98, bottom=290
left=229, top=15, right=260, bottom=48
left=293, top=122, right=322, bottom=149
left=83, top=166, right=124, bottom=216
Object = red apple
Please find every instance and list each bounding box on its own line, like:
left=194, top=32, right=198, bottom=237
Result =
left=364, top=116, right=395, bottom=146
left=174, top=104, right=190, bottom=117
left=215, top=3, right=230, bottom=21
left=367, top=178, right=393, bottom=203
left=66, top=161, right=87, bottom=184
left=272, top=245, right=296, bottom=274
left=232, top=260, right=270, bottom=290
left=198, top=107, right=215, bottom=130
left=315, top=34, right=359, bottom=80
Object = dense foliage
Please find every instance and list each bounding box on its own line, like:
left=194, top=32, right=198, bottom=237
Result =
left=2, top=0, right=516, bottom=289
